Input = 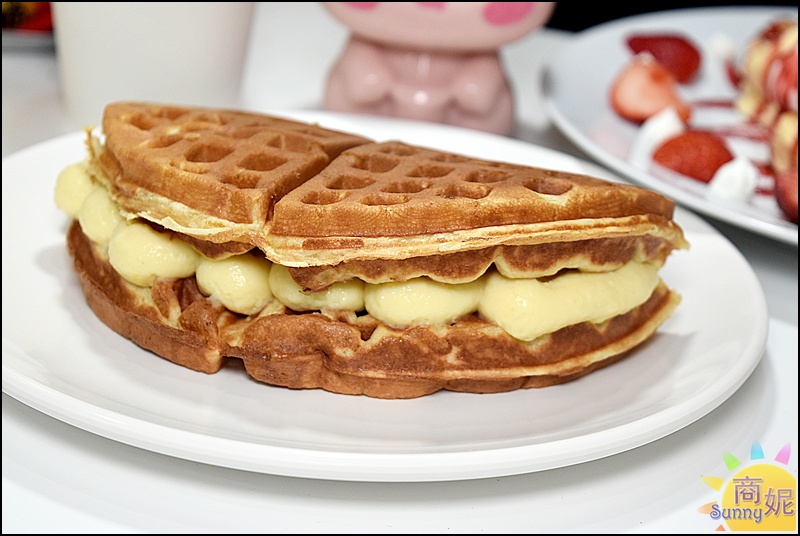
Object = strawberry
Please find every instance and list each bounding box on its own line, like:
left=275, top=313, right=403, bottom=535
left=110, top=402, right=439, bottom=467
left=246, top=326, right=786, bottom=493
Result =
left=774, top=168, right=798, bottom=224
left=609, top=55, right=692, bottom=124
left=626, top=33, right=701, bottom=84
left=652, top=130, right=734, bottom=183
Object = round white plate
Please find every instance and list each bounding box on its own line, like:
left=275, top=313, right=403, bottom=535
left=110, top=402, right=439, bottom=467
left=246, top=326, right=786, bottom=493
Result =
left=2, top=111, right=768, bottom=482
left=544, top=6, right=798, bottom=246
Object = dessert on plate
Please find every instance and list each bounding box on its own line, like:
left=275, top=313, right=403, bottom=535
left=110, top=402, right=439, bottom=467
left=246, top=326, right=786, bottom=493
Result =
left=736, top=19, right=798, bottom=222
left=609, top=18, right=798, bottom=224
left=54, top=102, right=688, bottom=398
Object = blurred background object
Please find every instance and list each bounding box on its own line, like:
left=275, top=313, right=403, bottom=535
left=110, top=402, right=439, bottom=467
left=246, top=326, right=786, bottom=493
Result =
left=322, top=2, right=555, bottom=136
left=2, top=1, right=53, bottom=50
left=2, top=1, right=52, bottom=31
left=51, top=2, right=254, bottom=128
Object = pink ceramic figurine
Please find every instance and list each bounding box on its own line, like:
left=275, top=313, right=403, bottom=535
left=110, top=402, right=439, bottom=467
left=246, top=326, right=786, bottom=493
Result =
left=322, top=2, right=555, bottom=135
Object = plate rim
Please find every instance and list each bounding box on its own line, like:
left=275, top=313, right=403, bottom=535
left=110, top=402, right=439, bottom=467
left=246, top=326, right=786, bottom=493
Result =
left=1, top=117, right=770, bottom=482
left=543, top=5, right=798, bottom=247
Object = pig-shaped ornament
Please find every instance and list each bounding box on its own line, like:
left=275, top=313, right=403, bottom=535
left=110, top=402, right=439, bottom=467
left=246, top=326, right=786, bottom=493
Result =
left=322, top=2, right=555, bottom=135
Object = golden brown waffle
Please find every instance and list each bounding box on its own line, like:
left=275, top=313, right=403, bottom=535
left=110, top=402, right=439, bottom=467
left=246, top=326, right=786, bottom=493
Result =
left=93, top=106, right=685, bottom=266
left=68, top=221, right=682, bottom=399
left=268, top=141, right=686, bottom=266
left=92, top=102, right=372, bottom=248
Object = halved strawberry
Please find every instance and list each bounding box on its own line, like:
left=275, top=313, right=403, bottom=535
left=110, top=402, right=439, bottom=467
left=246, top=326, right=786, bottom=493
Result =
left=652, top=130, right=734, bottom=183
left=774, top=168, right=798, bottom=224
left=609, top=55, right=692, bottom=124
left=626, top=33, right=701, bottom=84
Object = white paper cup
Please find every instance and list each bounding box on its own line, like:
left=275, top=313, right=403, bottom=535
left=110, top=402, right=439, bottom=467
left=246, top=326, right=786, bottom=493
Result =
left=52, top=2, right=254, bottom=128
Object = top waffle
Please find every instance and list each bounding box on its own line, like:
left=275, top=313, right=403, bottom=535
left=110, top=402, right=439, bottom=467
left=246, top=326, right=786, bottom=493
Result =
left=269, top=141, right=685, bottom=265
left=273, top=141, right=678, bottom=237
left=93, top=102, right=371, bottom=246
left=94, top=102, right=686, bottom=268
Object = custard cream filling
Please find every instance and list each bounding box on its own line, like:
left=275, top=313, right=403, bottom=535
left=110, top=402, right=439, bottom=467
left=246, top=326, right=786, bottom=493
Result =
left=56, top=162, right=661, bottom=341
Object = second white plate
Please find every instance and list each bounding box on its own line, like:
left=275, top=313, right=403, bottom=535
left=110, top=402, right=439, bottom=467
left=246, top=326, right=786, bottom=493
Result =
left=544, top=6, right=798, bottom=246
left=2, top=111, right=769, bottom=482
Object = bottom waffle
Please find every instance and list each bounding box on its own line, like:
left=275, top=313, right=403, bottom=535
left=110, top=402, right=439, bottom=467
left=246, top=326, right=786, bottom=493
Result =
left=67, top=220, right=682, bottom=399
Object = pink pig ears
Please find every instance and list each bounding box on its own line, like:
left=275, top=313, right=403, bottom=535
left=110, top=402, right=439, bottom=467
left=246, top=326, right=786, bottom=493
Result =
left=483, top=2, right=535, bottom=26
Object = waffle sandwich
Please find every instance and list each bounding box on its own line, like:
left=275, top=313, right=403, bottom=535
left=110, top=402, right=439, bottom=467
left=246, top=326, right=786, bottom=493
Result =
left=55, top=102, right=689, bottom=398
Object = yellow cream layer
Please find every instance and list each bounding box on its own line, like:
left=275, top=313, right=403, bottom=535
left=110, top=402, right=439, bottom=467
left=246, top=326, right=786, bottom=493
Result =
left=55, top=162, right=660, bottom=341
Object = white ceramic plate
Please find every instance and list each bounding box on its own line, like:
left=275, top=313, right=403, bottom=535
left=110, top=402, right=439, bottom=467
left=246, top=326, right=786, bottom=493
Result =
left=1, top=111, right=768, bottom=482
left=544, top=6, right=798, bottom=246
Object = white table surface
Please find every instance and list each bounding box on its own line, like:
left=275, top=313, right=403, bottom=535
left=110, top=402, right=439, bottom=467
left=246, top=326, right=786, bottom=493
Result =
left=3, top=3, right=797, bottom=533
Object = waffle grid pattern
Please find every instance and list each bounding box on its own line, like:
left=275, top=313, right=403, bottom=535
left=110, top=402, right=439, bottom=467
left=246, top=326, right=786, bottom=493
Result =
left=273, top=141, right=676, bottom=237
